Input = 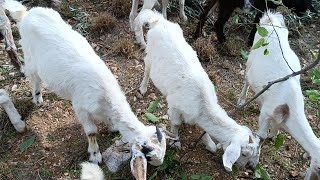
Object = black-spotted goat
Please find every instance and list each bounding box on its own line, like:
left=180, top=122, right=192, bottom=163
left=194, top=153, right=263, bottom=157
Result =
left=237, top=11, right=320, bottom=179
left=0, top=89, right=25, bottom=132
left=135, top=9, right=263, bottom=171
left=3, top=0, right=171, bottom=178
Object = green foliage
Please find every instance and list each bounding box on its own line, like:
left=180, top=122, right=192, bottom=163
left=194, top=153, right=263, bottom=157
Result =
left=268, top=0, right=283, bottom=6
left=146, top=98, right=161, bottom=113
left=240, top=49, right=249, bottom=61
left=274, top=133, right=284, bottom=150
left=145, top=113, right=159, bottom=123
left=255, top=164, right=272, bottom=180
left=305, top=68, right=320, bottom=118
left=232, top=15, right=239, bottom=24
left=20, top=134, right=36, bottom=152
left=256, top=25, right=269, bottom=37
left=252, top=25, right=270, bottom=56
left=149, top=150, right=180, bottom=180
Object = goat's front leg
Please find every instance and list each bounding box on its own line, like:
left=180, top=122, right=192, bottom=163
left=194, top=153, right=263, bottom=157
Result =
left=74, top=108, right=102, bottom=164
left=202, top=133, right=218, bottom=153
left=139, top=61, right=150, bottom=95
left=179, top=0, right=187, bottom=21
left=30, top=74, right=43, bottom=105
left=168, top=107, right=182, bottom=149
left=129, top=0, right=139, bottom=30
left=194, top=0, right=217, bottom=38
left=237, top=79, right=249, bottom=106
left=161, top=0, right=169, bottom=19
left=0, top=89, right=25, bottom=132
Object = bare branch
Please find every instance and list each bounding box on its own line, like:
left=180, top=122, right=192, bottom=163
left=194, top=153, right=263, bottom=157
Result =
left=231, top=48, right=320, bottom=115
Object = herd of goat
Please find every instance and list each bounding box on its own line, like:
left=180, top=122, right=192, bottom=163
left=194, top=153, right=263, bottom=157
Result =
left=0, top=0, right=319, bottom=179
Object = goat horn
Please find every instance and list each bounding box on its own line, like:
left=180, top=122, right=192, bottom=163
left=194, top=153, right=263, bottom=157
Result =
left=155, top=125, right=163, bottom=143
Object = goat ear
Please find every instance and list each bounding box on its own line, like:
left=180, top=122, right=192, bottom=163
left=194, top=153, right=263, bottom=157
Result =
left=223, top=142, right=241, bottom=171
left=130, top=149, right=147, bottom=180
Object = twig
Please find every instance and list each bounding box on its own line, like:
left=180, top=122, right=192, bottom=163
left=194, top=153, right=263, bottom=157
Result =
left=231, top=48, right=320, bottom=114
left=264, top=0, right=295, bottom=73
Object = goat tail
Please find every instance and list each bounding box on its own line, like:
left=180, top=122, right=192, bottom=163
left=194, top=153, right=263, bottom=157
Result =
left=80, top=162, right=104, bottom=180
left=3, top=0, right=28, bottom=24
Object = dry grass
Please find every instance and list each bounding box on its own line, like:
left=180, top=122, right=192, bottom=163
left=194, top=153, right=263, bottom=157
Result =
left=224, top=36, right=245, bottom=57
left=193, top=35, right=217, bottom=61
left=108, top=0, right=131, bottom=18
left=91, top=13, right=117, bottom=33
left=111, top=38, right=137, bottom=59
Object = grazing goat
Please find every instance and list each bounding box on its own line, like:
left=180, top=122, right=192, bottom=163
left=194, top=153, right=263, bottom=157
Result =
left=135, top=9, right=263, bottom=171
left=238, top=11, right=320, bottom=179
left=194, top=0, right=317, bottom=46
left=129, top=0, right=187, bottom=30
left=0, top=89, right=25, bottom=132
left=4, top=0, right=171, bottom=177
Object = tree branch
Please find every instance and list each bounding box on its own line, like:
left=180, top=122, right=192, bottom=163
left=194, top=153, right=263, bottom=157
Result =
left=231, top=48, right=320, bottom=115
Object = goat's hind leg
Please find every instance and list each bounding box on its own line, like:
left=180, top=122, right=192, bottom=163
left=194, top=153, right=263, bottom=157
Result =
left=74, top=108, right=102, bottom=164
left=179, top=0, right=187, bottom=21
left=29, top=74, right=43, bottom=105
left=0, top=89, right=25, bottom=132
left=237, top=79, right=249, bottom=106
left=139, top=61, right=151, bottom=95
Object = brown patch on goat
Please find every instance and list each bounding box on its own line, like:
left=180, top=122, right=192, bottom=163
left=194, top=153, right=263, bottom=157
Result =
left=272, top=104, right=290, bottom=124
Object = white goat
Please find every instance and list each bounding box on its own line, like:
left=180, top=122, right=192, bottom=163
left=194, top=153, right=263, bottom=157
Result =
left=0, top=89, right=25, bottom=132
left=135, top=9, right=263, bottom=171
left=237, top=11, right=320, bottom=179
left=4, top=0, right=170, bottom=178
left=129, top=0, right=187, bottom=30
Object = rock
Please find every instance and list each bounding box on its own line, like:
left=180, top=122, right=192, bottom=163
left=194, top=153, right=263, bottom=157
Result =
left=162, top=115, right=169, bottom=120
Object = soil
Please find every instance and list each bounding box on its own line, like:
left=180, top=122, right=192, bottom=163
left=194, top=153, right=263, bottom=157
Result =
left=0, top=0, right=319, bottom=179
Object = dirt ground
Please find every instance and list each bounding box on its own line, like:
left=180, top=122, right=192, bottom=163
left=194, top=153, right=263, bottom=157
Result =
left=0, top=0, right=320, bottom=179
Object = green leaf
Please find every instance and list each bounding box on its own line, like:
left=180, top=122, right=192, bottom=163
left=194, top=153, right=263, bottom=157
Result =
left=252, top=38, right=266, bottom=50
left=232, top=14, right=239, bottom=24
left=191, top=175, right=201, bottom=180
left=145, top=113, right=159, bottom=123
left=20, top=134, right=36, bottom=152
left=256, top=25, right=269, bottom=37
left=201, top=175, right=213, bottom=180
left=181, top=174, right=188, bottom=180
left=268, top=0, right=283, bottom=5
left=274, top=133, right=284, bottom=150
left=149, top=171, right=157, bottom=180
left=240, top=49, right=249, bottom=61
left=264, top=49, right=269, bottom=56
left=255, top=164, right=272, bottom=180
left=146, top=98, right=161, bottom=113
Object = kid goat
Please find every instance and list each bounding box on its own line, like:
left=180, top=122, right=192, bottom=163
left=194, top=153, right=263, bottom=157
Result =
left=3, top=0, right=170, bottom=177
left=238, top=11, right=320, bottom=179
left=134, top=9, right=263, bottom=171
